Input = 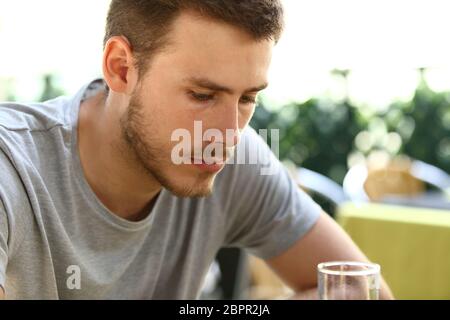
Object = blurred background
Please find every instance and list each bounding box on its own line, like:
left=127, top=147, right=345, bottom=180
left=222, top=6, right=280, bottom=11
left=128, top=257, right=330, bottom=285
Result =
left=1, top=0, right=449, bottom=300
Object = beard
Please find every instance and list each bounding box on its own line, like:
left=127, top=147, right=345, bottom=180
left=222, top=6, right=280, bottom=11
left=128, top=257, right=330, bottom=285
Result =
left=118, top=93, right=216, bottom=198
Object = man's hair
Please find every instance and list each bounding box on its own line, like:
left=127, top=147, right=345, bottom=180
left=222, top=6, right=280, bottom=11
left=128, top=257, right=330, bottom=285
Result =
left=104, top=0, right=284, bottom=76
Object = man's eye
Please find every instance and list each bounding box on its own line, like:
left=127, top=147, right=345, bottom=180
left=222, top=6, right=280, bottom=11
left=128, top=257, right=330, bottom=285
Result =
left=240, top=96, right=257, bottom=104
left=191, top=92, right=214, bottom=102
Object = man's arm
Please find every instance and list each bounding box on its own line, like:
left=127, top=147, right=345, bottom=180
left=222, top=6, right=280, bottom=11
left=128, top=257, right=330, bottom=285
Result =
left=0, top=286, right=4, bottom=299
left=266, top=211, right=394, bottom=300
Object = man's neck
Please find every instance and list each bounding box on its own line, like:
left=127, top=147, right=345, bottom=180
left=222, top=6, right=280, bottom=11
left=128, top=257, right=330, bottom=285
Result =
left=77, top=90, right=162, bottom=222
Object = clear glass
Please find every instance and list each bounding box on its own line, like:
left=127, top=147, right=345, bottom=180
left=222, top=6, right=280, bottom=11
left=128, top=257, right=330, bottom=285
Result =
left=318, top=261, right=380, bottom=300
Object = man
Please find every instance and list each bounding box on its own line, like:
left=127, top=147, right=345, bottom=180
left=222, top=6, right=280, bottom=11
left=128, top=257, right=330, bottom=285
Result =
left=0, top=0, right=393, bottom=299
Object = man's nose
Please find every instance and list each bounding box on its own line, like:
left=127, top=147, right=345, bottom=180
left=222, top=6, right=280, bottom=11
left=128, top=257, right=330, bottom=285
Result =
left=220, top=102, right=241, bottom=148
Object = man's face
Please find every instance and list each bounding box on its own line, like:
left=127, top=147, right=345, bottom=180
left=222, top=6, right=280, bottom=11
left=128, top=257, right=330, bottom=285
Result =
left=120, top=11, right=274, bottom=198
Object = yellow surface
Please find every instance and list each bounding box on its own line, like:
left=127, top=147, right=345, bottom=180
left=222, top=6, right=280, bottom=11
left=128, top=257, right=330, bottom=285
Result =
left=336, top=202, right=450, bottom=300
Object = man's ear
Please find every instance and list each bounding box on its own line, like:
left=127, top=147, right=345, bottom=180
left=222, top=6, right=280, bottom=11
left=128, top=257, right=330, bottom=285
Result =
left=102, top=36, right=138, bottom=95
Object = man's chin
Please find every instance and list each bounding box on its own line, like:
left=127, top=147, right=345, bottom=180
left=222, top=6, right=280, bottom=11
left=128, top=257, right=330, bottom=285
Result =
left=168, top=183, right=214, bottom=198
left=164, top=175, right=216, bottom=198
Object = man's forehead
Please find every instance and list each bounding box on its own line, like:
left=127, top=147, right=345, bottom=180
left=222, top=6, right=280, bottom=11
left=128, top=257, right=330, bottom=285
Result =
left=150, top=10, right=274, bottom=92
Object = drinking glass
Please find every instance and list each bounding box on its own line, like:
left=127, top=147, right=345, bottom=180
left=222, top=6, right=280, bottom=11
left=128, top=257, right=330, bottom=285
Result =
left=318, top=261, right=380, bottom=300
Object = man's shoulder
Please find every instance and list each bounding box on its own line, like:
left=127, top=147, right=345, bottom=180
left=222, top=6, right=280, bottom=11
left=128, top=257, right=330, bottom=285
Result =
left=227, top=125, right=281, bottom=175
left=0, top=97, right=69, bottom=133
left=214, top=125, right=282, bottom=196
left=0, top=97, right=72, bottom=164
left=0, top=138, right=32, bottom=217
left=239, top=125, right=264, bottom=144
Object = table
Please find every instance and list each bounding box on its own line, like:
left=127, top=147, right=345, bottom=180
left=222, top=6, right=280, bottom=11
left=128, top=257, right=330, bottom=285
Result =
left=336, top=202, right=450, bottom=299
left=381, top=191, right=450, bottom=210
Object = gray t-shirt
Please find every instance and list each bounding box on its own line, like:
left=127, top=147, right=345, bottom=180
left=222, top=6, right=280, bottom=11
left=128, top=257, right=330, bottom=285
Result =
left=0, top=80, right=322, bottom=299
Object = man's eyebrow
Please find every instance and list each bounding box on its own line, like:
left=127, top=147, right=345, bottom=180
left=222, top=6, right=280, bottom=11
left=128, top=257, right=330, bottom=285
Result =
left=184, top=77, right=268, bottom=94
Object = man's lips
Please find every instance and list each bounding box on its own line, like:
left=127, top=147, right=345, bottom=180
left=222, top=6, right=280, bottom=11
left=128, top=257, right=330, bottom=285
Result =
left=191, top=157, right=225, bottom=164
left=190, top=158, right=226, bottom=172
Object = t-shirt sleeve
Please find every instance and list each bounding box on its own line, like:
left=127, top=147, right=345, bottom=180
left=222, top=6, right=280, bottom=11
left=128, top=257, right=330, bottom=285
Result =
left=223, top=128, right=323, bottom=260
left=0, top=200, right=8, bottom=291
left=0, top=138, right=28, bottom=292
left=0, top=147, right=12, bottom=291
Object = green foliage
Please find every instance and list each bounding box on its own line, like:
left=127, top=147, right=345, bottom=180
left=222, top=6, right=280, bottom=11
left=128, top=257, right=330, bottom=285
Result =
left=251, top=74, right=450, bottom=185
left=39, top=74, right=65, bottom=102
left=388, top=81, right=450, bottom=172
